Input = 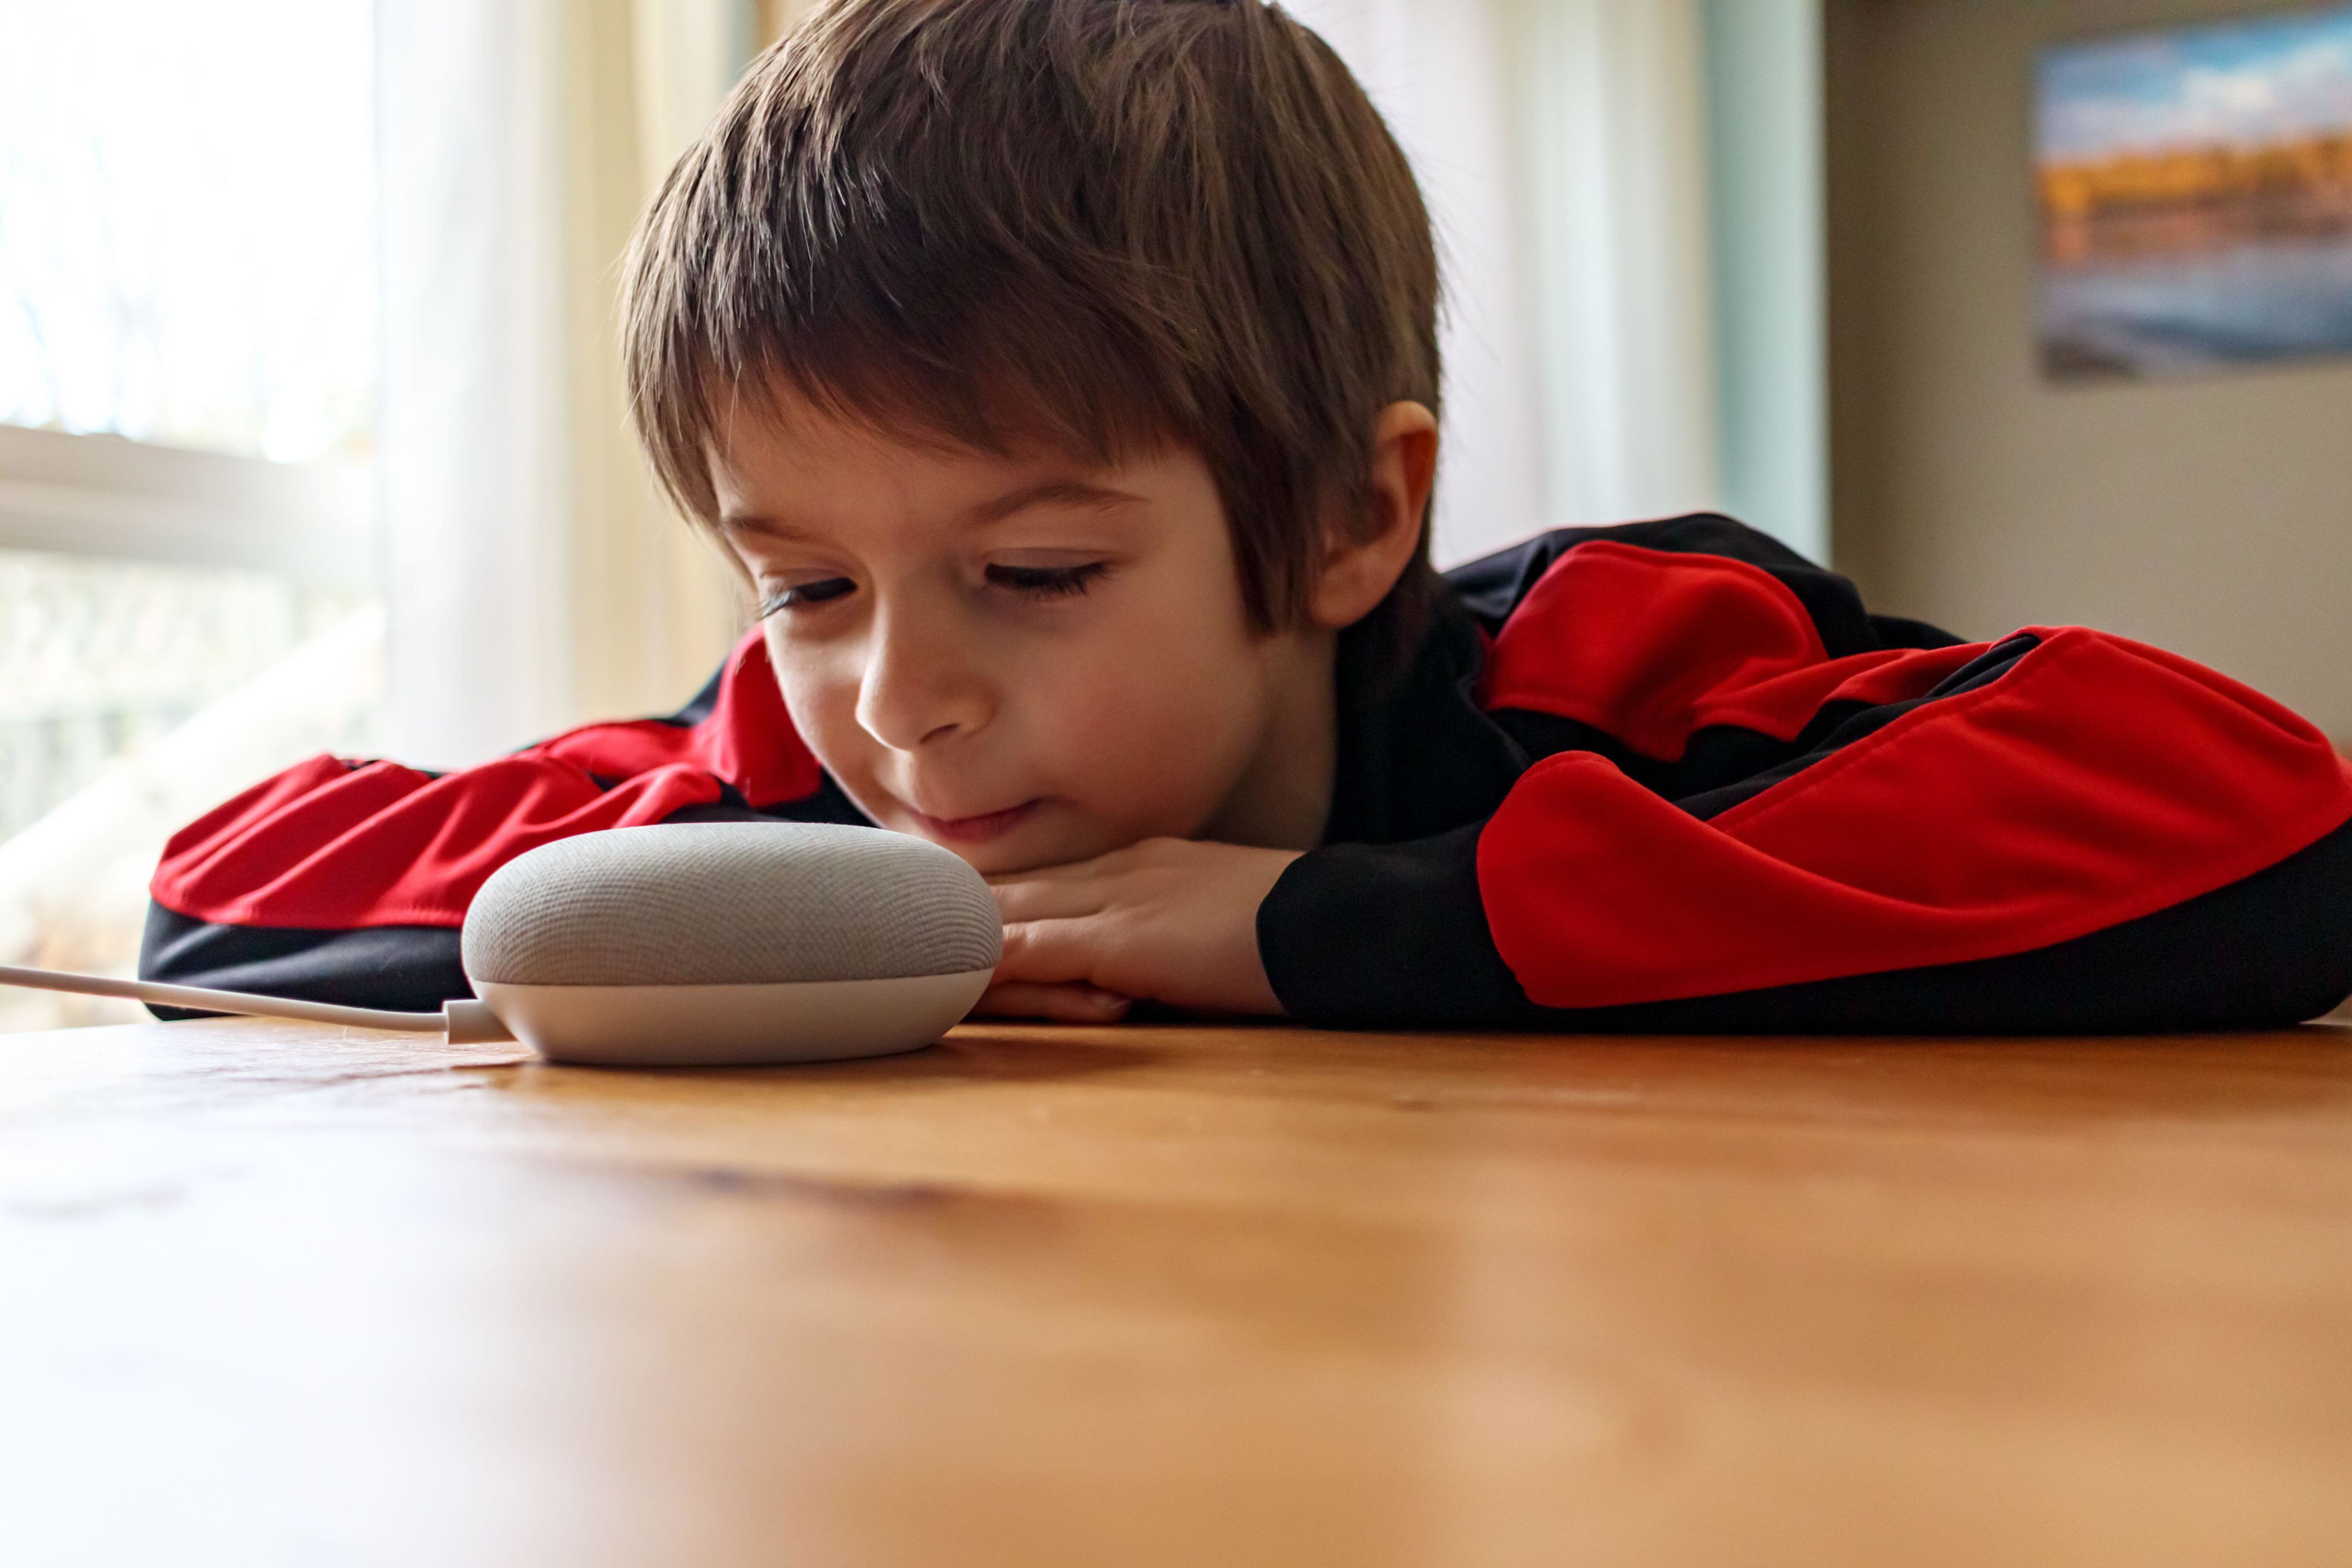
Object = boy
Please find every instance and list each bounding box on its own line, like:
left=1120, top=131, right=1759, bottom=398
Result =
left=144, top=0, right=2352, bottom=1032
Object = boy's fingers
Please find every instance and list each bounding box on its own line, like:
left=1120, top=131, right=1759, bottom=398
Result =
left=984, top=857, right=1109, bottom=887
left=995, top=916, right=1110, bottom=988
left=981, top=842, right=1152, bottom=887
left=990, top=878, right=1112, bottom=923
left=970, top=980, right=1131, bottom=1023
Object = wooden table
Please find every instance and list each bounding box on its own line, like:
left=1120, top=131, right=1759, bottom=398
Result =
left=3, top=1016, right=2350, bottom=1567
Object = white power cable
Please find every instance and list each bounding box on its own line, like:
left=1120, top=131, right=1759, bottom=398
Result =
left=0, top=963, right=512, bottom=1042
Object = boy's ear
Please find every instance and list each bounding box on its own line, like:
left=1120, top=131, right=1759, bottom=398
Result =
left=1307, top=401, right=1440, bottom=631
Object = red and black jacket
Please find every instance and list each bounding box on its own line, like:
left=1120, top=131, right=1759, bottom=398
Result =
left=143, top=515, right=2352, bottom=1032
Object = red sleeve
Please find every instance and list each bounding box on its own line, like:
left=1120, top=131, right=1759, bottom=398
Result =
left=1260, top=532, right=2352, bottom=1032
left=1479, top=622, right=2352, bottom=1008
left=149, top=630, right=822, bottom=931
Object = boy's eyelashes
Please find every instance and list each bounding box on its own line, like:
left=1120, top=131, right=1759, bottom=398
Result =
left=758, top=577, right=856, bottom=616
left=989, top=560, right=1112, bottom=599
left=756, top=561, right=1113, bottom=618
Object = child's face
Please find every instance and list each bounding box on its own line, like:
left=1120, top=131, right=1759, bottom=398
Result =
left=709, top=396, right=1336, bottom=874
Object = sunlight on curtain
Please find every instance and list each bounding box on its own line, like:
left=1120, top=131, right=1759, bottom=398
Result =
left=753, top=0, right=827, bottom=49
left=378, top=0, right=750, bottom=771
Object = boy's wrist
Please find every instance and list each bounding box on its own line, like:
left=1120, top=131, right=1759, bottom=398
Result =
left=1256, top=825, right=1535, bottom=1029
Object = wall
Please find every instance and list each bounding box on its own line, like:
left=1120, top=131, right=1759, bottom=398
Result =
left=1826, top=0, right=2352, bottom=741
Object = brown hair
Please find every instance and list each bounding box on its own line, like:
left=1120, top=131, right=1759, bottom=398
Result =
left=622, top=0, right=1444, bottom=680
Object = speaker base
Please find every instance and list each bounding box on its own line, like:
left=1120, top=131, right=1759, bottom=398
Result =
left=475, top=970, right=995, bottom=1067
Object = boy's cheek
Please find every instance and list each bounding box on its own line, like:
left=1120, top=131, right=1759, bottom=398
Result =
left=1043, top=684, right=1255, bottom=831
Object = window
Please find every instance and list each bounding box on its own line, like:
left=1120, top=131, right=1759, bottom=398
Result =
left=0, top=0, right=381, bottom=1029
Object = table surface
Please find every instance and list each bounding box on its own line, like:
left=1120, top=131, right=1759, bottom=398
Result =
left=4, top=1015, right=2350, bottom=1568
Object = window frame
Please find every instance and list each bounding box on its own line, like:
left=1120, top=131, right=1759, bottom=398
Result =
left=0, top=424, right=373, bottom=589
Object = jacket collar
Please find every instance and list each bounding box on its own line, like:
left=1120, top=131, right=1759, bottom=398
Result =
left=1321, top=582, right=1529, bottom=846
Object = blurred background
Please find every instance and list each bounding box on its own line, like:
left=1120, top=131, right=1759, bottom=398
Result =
left=2, top=0, right=2346, bottom=1031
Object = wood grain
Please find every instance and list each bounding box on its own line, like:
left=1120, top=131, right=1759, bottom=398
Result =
left=4, top=1015, right=2350, bottom=1567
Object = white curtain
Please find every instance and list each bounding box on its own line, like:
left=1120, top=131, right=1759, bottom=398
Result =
left=377, top=0, right=752, bottom=770
left=1510, top=0, right=1722, bottom=530
left=1290, top=0, right=1724, bottom=556
left=1283, top=0, right=1549, bottom=568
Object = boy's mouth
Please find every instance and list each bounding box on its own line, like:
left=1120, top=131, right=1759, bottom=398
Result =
left=907, top=799, right=1042, bottom=845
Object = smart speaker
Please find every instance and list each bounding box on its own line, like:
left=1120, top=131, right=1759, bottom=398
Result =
left=0, top=822, right=1004, bottom=1068
left=462, top=822, right=1001, bottom=1066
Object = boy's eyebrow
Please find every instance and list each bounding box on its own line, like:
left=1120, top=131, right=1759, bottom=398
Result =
left=716, top=512, right=818, bottom=544
left=962, top=477, right=1147, bottom=525
left=718, top=477, right=1147, bottom=541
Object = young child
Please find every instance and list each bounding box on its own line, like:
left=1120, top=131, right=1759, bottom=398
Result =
left=144, top=0, right=2352, bottom=1032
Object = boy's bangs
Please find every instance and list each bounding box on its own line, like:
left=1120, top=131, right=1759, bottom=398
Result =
left=642, top=243, right=1217, bottom=523
left=723, top=305, right=1197, bottom=477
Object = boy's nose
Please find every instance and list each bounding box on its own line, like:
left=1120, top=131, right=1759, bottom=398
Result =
left=853, top=611, right=993, bottom=752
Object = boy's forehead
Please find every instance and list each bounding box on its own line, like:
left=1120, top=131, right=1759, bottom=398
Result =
left=709, top=388, right=1185, bottom=529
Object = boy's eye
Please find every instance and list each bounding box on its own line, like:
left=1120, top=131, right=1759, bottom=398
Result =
left=759, top=562, right=1109, bottom=617
left=987, top=562, right=1110, bottom=599
left=758, top=577, right=855, bottom=617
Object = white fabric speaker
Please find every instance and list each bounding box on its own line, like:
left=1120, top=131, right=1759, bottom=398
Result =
left=461, top=823, right=1001, bottom=1067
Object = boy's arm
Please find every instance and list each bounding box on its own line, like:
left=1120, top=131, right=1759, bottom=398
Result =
left=139, top=632, right=856, bottom=1013
left=1259, top=531, right=2352, bottom=1033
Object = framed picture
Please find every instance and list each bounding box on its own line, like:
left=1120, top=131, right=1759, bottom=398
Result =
left=2037, top=5, right=2352, bottom=380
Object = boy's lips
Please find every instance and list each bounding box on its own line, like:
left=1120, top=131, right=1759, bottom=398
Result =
left=907, top=798, right=1042, bottom=844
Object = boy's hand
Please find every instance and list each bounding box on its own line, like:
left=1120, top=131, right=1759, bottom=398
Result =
left=976, top=838, right=1302, bottom=1023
